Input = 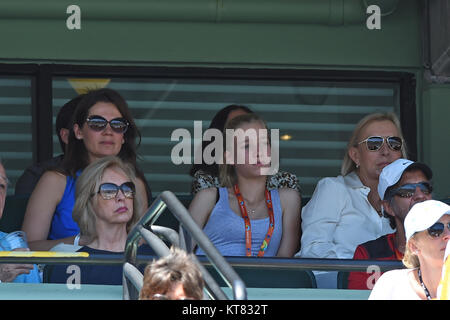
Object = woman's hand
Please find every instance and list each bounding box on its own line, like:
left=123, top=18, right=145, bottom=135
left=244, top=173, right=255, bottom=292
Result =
left=0, top=263, right=34, bottom=282
left=0, top=248, right=34, bottom=282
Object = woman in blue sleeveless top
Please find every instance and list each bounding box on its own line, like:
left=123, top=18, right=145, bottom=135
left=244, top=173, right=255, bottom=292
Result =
left=22, top=88, right=151, bottom=251
left=189, top=113, right=301, bottom=257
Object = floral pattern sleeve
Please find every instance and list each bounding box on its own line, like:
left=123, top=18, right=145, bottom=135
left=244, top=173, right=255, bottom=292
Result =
left=192, top=170, right=301, bottom=196
left=191, top=170, right=220, bottom=195
left=267, top=171, right=302, bottom=195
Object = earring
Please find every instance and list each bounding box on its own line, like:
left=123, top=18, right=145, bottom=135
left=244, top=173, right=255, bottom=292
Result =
left=356, top=163, right=360, bottom=169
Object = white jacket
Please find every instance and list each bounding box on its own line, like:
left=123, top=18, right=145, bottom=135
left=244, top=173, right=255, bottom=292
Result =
left=296, top=171, right=395, bottom=259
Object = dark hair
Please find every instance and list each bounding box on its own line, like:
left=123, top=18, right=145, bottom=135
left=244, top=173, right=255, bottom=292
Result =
left=383, top=165, right=433, bottom=229
left=189, top=104, right=253, bottom=177
left=55, top=94, right=85, bottom=152
left=383, top=194, right=397, bottom=230
left=62, top=88, right=141, bottom=176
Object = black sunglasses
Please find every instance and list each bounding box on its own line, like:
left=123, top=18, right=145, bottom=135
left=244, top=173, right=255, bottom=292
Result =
left=95, top=182, right=135, bottom=200
left=387, top=182, right=433, bottom=199
left=86, top=115, right=129, bottom=134
left=427, top=222, right=450, bottom=238
left=358, top=136, right=402, bottom=152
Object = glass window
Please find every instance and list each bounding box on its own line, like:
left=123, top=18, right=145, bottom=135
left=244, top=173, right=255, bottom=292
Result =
left=0, top=76, right=33, bottom=195
left=52, top=77, right=399, bottom=198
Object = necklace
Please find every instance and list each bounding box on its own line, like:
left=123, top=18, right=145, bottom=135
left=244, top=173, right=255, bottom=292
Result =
left=418, top=269, right=432, bottom=300
left=233, top=184, right=274, bottom=257
left=242, top=194, right=264, bottom=216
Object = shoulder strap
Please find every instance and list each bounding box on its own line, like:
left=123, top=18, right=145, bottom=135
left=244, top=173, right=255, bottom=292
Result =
left=216, top=187, right=220, bottom=204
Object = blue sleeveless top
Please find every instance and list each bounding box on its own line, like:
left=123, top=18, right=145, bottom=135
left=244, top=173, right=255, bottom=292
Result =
left=196, top=187, right=283, bottom=257
left=48, top=171, right=81, bottom=240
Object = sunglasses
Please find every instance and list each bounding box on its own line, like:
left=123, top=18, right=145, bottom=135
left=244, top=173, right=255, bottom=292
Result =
left=387, top=182, right=433, bottom=199
left=357, top=136, right=402, bottom=152
left=96, top=182, right=135, bottom=200
left=427, top=222, right=450, bottom=238
left=86, top=115, right=129, bottom=134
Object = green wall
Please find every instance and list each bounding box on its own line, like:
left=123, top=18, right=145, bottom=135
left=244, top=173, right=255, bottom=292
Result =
left=0, top=0, right=449, bottom=198
left=0, top=0, right=421, bottom=67
left=422, top=85, right=450, bottom=200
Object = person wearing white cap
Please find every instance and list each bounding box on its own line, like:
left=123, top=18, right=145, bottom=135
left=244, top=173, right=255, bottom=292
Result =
left=369, top=200, right=450, bottom=299
left=348, top=158, right=433, bottom=289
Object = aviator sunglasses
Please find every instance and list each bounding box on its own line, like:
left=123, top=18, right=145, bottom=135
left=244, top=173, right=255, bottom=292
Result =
left=358, top=136, right=402, bottom=152
left=95, top=182, right=135, bottom=200
left=426, top=221, right=450, bottom=238
left=86, top=115, right=129, bottom=134
left=387, top=182, right=433, bottom=199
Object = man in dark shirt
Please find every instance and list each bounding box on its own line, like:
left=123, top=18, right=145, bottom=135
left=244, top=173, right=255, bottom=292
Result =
left=347, top=158, right=433, bottom=290
left=14, top=95, right=83, bottom=196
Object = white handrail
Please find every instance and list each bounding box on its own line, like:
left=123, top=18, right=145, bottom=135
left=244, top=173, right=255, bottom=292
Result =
left=123, top=190, right=247, bottom=300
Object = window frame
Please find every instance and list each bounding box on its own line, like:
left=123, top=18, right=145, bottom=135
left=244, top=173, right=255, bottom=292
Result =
left=0, top=63, right=418, bottom=170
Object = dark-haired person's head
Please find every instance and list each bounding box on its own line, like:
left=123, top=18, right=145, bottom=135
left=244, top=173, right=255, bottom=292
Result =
left=64, top=88, right=141, bottom=176
left=379, top=159, right=433, bottom=230
left=56, top=95, right=85, bottom=153
left=189, top=104, right=253, bottom=177
left=209, top=104, right=253, bottom=135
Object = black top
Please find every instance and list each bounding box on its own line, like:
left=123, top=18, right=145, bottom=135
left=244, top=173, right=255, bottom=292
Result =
left=15, top=154, right=64, bottom=196
left=46, top=244, right=156, bottom=285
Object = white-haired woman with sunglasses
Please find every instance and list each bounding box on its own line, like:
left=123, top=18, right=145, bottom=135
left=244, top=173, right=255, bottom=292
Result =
left=369, top=200, right=450, bottom=299
left=297, top=112, right=407, bottom=259
left=47, top=156, right=154, bottom=285
left=22, top=88, right=151, bottom=251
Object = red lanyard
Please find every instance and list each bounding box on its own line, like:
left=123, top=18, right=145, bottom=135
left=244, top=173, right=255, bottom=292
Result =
left=233, top=184, right=275, bottom=257
left=394, top=247, right=404, bottom=260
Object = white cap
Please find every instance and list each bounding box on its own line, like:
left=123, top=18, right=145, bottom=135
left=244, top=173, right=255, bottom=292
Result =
left=377, top=158, right=433, bottom=200
left=404, top=200, right=450, bottom=241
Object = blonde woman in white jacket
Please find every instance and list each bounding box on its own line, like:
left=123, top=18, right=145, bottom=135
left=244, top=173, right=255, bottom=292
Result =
left=297, top=112, right=407, bottom=259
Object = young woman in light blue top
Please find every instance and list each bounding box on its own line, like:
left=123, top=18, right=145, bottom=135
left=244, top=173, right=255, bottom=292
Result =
left=189, top=113, right=301, bottom=258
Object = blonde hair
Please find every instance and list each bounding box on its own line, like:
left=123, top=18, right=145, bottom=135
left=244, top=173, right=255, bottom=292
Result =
left=72, top=156, right=144, bottom=240
left=139, top=247, right=204, bottom=300
left=218, top=113, right=268, bottom=188
left=341, top=112, right=408, bottom=176
left=402, top=235, right=420, bottom=269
